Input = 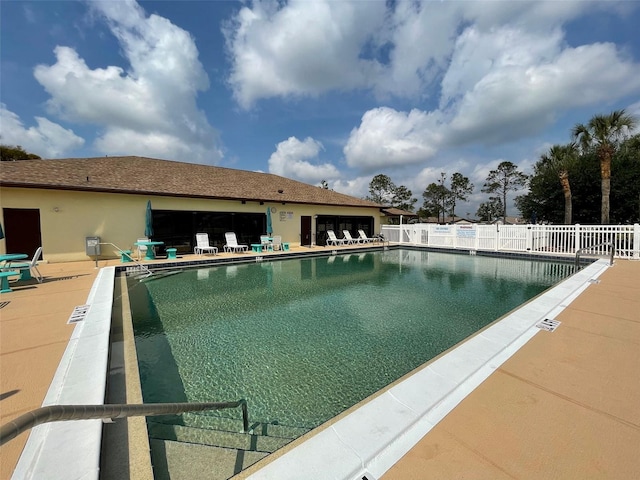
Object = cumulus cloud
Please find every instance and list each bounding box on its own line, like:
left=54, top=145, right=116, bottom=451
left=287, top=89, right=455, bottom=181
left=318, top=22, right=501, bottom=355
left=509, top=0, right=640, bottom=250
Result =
left=222, top=0, right=600, bottom=108
left=223, top=0, right=387, bottom=109
left=344, top=107, right=443, bottom=171
left=443, top=27, right=640, bottom=145
left=0, top=104, right=84, bottom=157
left=32, top=0, right=222, bottom=164
left=268, top=136, right=340, bottom=184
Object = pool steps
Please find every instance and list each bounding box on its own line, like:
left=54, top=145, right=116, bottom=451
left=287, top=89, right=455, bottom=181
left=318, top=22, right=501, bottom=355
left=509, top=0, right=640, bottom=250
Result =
left=146, top=413, right=312, bottom=476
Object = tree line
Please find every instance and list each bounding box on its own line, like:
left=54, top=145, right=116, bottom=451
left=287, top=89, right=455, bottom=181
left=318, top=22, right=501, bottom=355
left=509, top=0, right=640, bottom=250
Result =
left=366, top=161, right=527, bottom=223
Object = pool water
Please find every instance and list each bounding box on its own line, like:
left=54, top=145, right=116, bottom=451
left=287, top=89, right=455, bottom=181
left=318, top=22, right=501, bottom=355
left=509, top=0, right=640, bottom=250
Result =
left=129, top=250, right=573, bottom=430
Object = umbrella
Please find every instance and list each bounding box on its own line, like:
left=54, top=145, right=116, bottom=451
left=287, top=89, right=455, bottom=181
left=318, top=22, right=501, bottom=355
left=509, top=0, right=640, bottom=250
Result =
left=266, top=207, right=273, bottom=235
left=145, top=200, right=154, bottom=237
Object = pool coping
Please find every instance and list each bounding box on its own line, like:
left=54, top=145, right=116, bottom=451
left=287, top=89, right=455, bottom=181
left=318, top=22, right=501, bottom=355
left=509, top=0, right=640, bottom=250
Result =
left=12, top=267, right=115, bottom=479
left=10, top=251, right=608, bottom=479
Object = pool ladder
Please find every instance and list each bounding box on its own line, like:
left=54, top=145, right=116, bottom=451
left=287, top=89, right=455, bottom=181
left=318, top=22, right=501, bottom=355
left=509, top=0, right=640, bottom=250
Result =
left=574, top=241, right=615, bottom=269
left=0, top=399, right=249, bottom=446
left=99, top=242, right=154, bottom=278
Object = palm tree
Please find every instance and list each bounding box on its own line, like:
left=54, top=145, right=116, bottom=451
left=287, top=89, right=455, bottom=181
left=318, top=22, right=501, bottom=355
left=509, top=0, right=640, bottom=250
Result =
left=540, top=143, right=578, bottom=224
left=572, top=110, right=637, bottom=224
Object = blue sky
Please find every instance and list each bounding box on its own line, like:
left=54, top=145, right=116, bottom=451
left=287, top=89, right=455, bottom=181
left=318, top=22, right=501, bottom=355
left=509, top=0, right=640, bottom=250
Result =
left=2, top=0, right=640, bottom=217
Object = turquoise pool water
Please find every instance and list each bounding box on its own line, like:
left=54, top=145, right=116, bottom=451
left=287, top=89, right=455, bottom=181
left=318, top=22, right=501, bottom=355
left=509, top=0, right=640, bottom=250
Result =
left=129, top=250, right=573, bottom=429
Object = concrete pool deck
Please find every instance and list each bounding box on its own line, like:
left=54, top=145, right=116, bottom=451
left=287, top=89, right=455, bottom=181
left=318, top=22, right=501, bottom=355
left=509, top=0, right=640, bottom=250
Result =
left=1, top=247, right=639, bottom=479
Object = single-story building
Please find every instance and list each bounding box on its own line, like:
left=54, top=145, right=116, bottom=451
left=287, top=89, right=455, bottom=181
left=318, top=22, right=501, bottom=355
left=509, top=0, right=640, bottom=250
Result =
left=381, top=207, right=417, bottom=224
left=0, top=156, right=385, bottom=263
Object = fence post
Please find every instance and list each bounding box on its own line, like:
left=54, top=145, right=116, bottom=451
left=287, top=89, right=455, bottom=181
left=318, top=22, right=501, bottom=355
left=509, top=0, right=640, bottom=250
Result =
left=574, top=224, right=581, bottom=253
left=494, top=224, right=499, bottom=251
left=525, top=224, right=533, bottom=251
left=634, top=224, right=640, bottom=259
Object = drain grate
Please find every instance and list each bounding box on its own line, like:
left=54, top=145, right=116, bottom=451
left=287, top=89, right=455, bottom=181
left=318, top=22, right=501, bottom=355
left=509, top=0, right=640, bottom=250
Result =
left=536, top=318, right=561, bottom=332
left=67, top=304, right=90, bottom=324
left=0, top=301, right=10, bottom=309
left=588, top=278, right=601, bottom=284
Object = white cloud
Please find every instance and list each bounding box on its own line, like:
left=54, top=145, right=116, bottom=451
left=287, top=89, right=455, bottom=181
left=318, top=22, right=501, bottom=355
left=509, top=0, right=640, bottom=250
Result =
left=0, top=104, right=84, bottom=157
left=268, top=136, right=340, bottom=184
left=224, top=0, right=387, bottom=108
left=32, top=0, right=221, bottom=164
left=222, top=0, right=601, bottom=108
left=444, top=27, right=640, bottom=146
left=331, top=176, right=371, bottom=199
left=344, top=107, right=443, bottom=171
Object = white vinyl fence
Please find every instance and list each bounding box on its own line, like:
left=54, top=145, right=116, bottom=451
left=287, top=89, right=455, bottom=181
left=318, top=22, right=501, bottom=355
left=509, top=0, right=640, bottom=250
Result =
left=380, top=223, right=640, bottom=260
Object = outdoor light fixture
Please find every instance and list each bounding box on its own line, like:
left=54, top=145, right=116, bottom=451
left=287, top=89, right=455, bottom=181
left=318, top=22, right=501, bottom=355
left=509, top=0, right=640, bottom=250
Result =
left=241, top=200, right=246, bottom=204
left=259, top=201, right=264, bottom=205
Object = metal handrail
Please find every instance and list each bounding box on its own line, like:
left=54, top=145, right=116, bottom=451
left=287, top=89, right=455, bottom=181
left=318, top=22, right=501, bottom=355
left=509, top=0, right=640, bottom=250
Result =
left=99, top=242, right=154, bottom=277
left=575, top=241, right=615, bottom=268
left=0, top=399, right=249, bottom=446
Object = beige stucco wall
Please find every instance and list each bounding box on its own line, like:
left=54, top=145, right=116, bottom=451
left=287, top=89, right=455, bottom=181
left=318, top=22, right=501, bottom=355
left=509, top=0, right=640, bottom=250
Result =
left=0, top=187, right=383, bottom=262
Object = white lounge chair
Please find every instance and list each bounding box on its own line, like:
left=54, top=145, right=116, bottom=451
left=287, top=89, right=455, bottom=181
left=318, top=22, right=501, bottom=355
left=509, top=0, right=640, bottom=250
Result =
left=194, top=233, right=218, bottom=255
left=136, top=237, right=149, bottom=260
left=342, top=230, right=361, bottom=244
left=272, top=235, right=282, bottom=251
left=260, top=235, right=273, bottom=251
left=358, top=229, right=374, bottom=243
left=224, top=232, right=248, bottom=253
left=7, top=246, right=43, bottom=283
left=326, top=230, right=347, bottom=246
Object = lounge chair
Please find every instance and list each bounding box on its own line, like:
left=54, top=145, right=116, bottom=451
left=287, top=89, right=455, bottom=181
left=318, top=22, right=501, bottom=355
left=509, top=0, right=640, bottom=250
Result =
left=7, top=246, right=43, bottom=283
left=224, top=232, right=249, bottom=253
left=272, top=235, right=282, bottom=251
left=136, top=237, right=149, bottom=260
left=326, top=230, right=347, bottom=246
left=194, top=233, right=218, bottom=255
left=260, top=235, right=273, bottom=251
left=358, top=229, right=374, bottom=243
left=342, top=230, right=360, bottom=244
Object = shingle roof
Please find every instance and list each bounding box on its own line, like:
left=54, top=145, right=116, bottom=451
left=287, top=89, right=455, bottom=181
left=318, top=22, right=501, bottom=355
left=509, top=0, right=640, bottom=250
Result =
left=0, top=156, right=382, bottom=208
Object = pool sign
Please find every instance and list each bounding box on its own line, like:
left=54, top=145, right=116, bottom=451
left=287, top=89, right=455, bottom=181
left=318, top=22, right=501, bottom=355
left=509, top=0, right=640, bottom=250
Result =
left=456, top=224, right=477, bottom=238
left=536, top=318, right=561, bottom=332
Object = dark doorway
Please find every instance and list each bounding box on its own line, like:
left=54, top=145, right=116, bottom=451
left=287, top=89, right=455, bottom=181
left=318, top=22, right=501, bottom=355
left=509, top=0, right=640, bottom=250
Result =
left=301, top=216, right=312, bottom=246
left=3, top=208, right=42, bottom=258
left=315, top=215, right=374, bottom=246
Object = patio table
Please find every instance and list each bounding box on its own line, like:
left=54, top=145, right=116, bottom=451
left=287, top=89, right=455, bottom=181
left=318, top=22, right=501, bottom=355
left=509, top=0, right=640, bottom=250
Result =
left=134, top=241, right=164, bottom=260
left=0, top=253, right=30, bottom=280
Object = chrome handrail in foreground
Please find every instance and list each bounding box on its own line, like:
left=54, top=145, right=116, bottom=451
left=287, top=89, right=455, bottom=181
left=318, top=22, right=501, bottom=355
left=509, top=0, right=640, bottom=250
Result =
left=575, top=241, right=615, bottom=268
left=0, top=399, right=249, bottom=446
left=99, top=242, right=154, bottom=277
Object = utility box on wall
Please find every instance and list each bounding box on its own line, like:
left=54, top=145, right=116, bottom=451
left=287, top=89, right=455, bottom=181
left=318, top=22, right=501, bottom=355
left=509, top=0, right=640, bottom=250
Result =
left=85, top=236, right=101, bottom=256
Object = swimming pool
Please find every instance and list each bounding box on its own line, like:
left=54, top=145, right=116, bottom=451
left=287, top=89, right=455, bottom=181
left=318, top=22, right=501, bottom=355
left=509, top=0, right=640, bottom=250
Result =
left=129, top=250, right=573, bottom=443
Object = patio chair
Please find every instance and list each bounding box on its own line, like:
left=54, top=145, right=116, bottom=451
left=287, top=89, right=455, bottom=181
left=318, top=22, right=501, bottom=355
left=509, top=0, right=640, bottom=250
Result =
left=7, top=246, right=43, bottom=283
left=136, top=237, right=149, bottom=260
left=260, top=235, right=273, bottom=252
left=358, top=230, right=374, bottom=243
left=224, top=232, right=249, bottom=253
left=194, top=233, right=218, bottom=256
left=326, top=230, right=347, bottom=246
left=272, top=235, right=282, bottom=251
left=342, top=230, right=360, bottom=244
